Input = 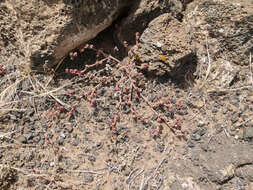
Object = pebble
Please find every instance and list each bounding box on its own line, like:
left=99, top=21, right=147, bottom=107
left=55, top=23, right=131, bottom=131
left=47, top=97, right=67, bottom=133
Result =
left=243, top=127, right=253, bottom=140
left=84, top=127, right=91, bottom=134
left=212, top=108, right=218, bottom=114
left=59, top=131, right=66, bottom=138
left=191, top=134, right=201, bottom=141
left=156, top=143, right=165, bottom=153
left=84, top=175, right=94, bottom=183
left=33, top=136, right=41, bottom=143
left=88, top=155, right=96, bottom=162
left=197, top=120, right=205, bottom=127
left=187, top=140, right=195, bottom=148
left=50, top=162, right=55, bottom=167
left=66, top=125, right=74, bottom=133
left=171, top=97, right=176, bottom=104
left=199, top=128, right=207, bottom=136
left=57, top=138, right=64, bottom=145
left=97, top=87, right=106, bottom=96
left=17, top=135, right=27, bottom=144
left=98, top=125, right=105, bottom=131
left=29, top=125, right=36, bottom=131
left=26, top=133, right=34, bottom=141
left=95, top=142, right=103, bottom=150
left=231, top=113, right=239, bottom=123
left=72, top=138, right=80, bottom=146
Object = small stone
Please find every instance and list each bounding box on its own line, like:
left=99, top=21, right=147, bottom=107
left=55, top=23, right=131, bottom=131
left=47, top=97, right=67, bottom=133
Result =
left=57, top=138, right=64, bottom=145
left=59, top=131, right=66, bottom=138
left=33, top=136, right=41, bottom=143
left=26, top=133, right=34, bottom=140
left=17, top=135, right=27, bottom=144
left=156, top=41, right=163, bottom=48
left=231, top=98, right=239, bottom=105
left=29, top=125, right=36, bottom=131
left=191, top=134, right=201, bottom=141
left=72, top=138, right=80, bottom=146
left=171, top=97, right=176, bottom=104
left=27, top=110, right=35, bottom=117
left=95, top=142, right=103, bottom=150
left=197, top=120, right=205, bottom=127
left=243, top=127, right=253, bottom=140
left=199, top=128, right=207, bottom=136
left=156, top=143, right=165, bottom=153
left=187, top=140, right=195, bottom=148
left=212, top=109, right=218, bottom=114
left=97, top=87, right=106, bottom=96
left=88, top=155, right=96, bottom=162
left=95, top=117, right=103, bottom=122
left=84, top=127, right=90, bottom=134
left=84, top=175, right=94, bottom=183
left=231, top=113, right=239, bottom=123
left=98, top=125, right=105, bottom=131
left=66, top=125, right=73, bottom=133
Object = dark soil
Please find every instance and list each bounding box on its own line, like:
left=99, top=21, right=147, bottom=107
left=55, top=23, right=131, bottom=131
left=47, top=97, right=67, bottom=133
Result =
left=0, top=0, right=253, bottom=190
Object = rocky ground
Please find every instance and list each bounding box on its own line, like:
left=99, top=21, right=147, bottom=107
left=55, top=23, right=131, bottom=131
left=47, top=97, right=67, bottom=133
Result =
left=0, top=0, right=253, bottom=190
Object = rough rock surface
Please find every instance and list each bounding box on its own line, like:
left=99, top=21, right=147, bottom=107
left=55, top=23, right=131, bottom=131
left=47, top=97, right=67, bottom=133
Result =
left=117, top=0, right=184, bottom=45
left=1, top=0, right=133, bottom=71
left=134, top=13, right=194, bottom=77
left=0, top=166, right=17, bottom=189
left=185, top=0, right=253, bottom=66
left=0, top=0, right=191, bottom=73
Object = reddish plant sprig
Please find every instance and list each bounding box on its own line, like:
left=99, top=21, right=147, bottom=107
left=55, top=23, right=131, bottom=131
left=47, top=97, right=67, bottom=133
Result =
left=0, top=64, right=5, bottom=76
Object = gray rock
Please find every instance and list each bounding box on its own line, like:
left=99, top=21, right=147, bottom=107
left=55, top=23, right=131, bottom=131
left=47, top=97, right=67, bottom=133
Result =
left=98, top=125, right=105, bottom=131
left=72, top=138, right=80, bottom=146
left=26, top=133, right=34, bottom=141
left=134, top=13, right=194, bottom=76
left=191, top=134, right=201, bottom=141
left=190, top=142, right=253, bottom=184
left=235, top=164, right=253, bottom=182
left=17, top=135, right=27, bottom=144
left=185, top=0, right=253, bottom=66
left=243, top=127, right=253, bottom=140
left=187, top=140, right=195, bottom=148
left=1, top=0, right=134, bottom=71
left=88, top=155, right=96, bottom=163
left=84, top=175, right=94, bottom=184
left=118, top=0, right=184, bottom=45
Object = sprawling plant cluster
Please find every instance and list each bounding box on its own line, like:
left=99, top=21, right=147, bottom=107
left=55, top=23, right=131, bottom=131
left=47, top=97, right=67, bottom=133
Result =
left=50, top=33, right=187, bottom=140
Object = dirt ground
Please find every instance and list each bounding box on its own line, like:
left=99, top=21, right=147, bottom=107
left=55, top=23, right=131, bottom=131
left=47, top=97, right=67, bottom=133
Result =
left=0, top=0, right=253, bottom=190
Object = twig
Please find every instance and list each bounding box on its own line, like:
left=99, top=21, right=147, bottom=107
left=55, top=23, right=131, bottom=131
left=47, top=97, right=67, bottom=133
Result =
left=128, top=169, right=144, bottom=190
left=36, top=80, right=71, bottom=109
left=199, top=35, right=212, bottom=89
left=0, top=131, right=16, bottom=139
left=139, top=149, right=172, bottom=190
left=67, top=168, right=106, bottom=175
left=139, top=172, right=146, bottom=190
left=207, top=85, right=253, bottom=94
left=235, top=118, right=251, bottom=128
left=0, top=164, right=49, bottom=177
left=250, top=52, right=253, bottom=86
left=126, top=168, right=139, bottom=184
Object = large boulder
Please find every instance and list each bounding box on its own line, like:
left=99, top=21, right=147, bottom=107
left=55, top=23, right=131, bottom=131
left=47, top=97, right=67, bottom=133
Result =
left=117, top=0, right=185, bottom=45
left=0, top=0, right=192, bottom=73
left=134, top=13, right=194, bottom=77
left=0, top=0, right=133, bottom=72
left=185, top=0, right=253, bottom=66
